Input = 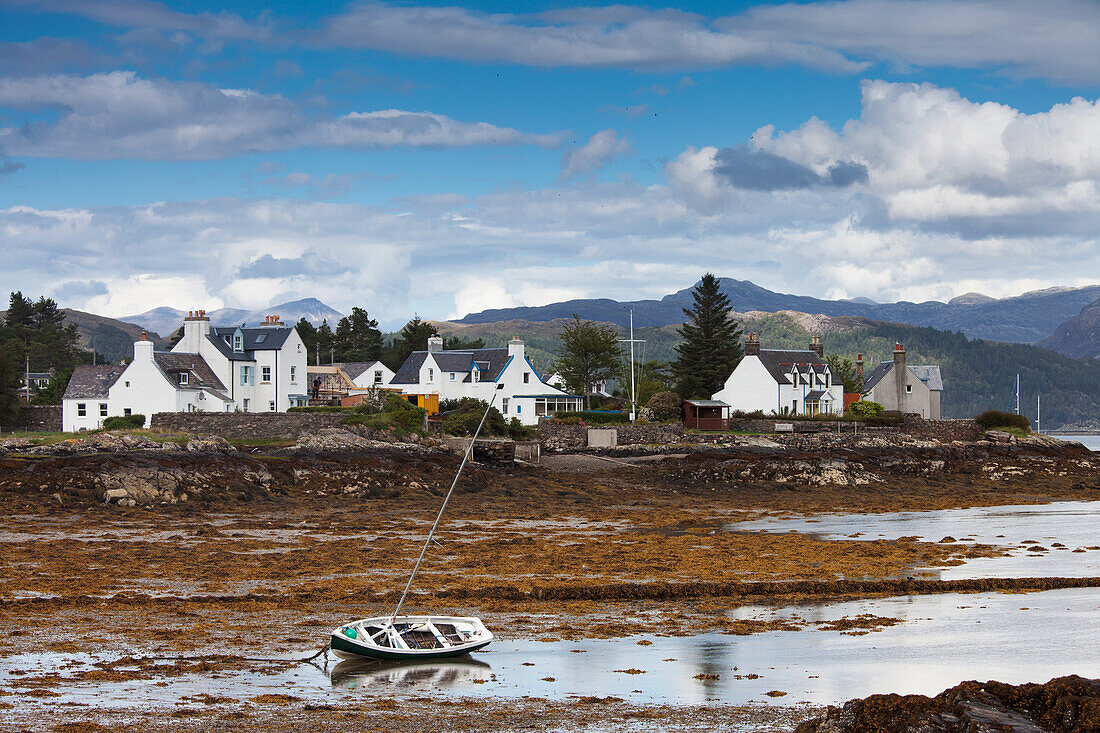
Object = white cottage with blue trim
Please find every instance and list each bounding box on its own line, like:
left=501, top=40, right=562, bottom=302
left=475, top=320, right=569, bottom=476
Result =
left=711, top=333, right=844, bottom=416
left=390, top=336, right=582, bottom=426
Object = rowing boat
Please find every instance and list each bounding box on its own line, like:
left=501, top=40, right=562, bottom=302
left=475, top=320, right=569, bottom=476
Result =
left=331, top=615, right=493, bottom=661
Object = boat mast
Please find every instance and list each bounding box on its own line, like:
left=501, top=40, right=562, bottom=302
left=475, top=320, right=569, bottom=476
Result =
left=1015, top=373, right=1020, bottom=415
left=618, top=305, right=645, bottom=424
left=1037, top=393, right=1041, bottom=434
left=390, top=384, right=504, bottom=622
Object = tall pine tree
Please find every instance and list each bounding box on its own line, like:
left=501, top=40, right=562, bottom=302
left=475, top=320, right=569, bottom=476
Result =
left=671, top=273, right=743, bottom=398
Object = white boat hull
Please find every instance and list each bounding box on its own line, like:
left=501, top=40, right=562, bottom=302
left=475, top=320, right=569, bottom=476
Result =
left=330, top=615, right=493, bottom=660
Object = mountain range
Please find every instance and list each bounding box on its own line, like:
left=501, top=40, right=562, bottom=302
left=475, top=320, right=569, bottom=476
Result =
left=123, top=298, right=345, bottom=337
left=1038, top=297, right=1100, bottom=359
left=457, top=278, right=1100, bottom=346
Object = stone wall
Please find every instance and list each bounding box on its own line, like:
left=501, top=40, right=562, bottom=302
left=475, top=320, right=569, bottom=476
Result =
left=149, top=412, right=346, bottom=439
left=899, top=416, right=982, bottom=442
left=441, top=436, right=516, bottom=469
left=542, top=422, right=685, bottom=452
left=2, top=405, right=62, bottom=432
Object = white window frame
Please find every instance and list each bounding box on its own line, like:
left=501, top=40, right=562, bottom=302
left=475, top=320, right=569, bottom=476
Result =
left=374, top=370, right=383, bottom=384
left=178, top=372, right=188, bottom=385
left=269, top=400, right=276, bottom=412
left=233, top=334, right=243, bottom=351
left=290, top=366, right=296, bottom=383
left=77, top=403, right=86, bottom=417
left=262, top=366, right=271, bottom=383
left=99, top=403, right=108, bottom=417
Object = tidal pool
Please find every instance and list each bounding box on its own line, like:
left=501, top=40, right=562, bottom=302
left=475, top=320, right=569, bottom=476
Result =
left=4, top=588, right=1097, bottom=710
left=727, top=501, right=1100, bottom=579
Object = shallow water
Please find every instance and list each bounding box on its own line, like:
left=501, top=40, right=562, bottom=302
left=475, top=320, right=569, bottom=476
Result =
left=1057, top=434, right=1100, bottom=451
left=727, top=501, right=1100, bottom=579
left=4, top=588, right=1097, bottom=709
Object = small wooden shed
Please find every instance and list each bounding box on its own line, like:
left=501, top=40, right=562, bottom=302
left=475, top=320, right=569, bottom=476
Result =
left=682, top=399, right=731, bottom=431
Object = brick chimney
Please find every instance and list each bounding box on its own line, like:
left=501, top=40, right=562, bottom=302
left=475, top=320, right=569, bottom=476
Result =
left=180, top=309, right=211, bottom=353
left=856, top=353, right=864, bottom=382
left=809, top=335, right=824, bottom=358
left=745, top=332, right=760, bottom=356
left=260, top=314, right=284, bottom=327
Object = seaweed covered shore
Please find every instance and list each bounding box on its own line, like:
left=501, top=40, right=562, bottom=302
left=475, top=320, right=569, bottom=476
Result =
left=0, top=433, right=1097, bottom=731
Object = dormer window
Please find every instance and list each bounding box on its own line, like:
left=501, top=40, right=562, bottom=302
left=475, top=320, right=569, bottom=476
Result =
left=791, top=371, right=798, bottom=387
left=233, top=334, right=243, bottom=351
left=178, top=372, right=188, bottom=386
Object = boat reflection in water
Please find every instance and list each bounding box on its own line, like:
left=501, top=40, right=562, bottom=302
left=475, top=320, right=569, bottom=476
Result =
left=331, top=656, right=492, bottom=692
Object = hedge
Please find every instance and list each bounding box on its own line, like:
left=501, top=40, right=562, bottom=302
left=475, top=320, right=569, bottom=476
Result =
left=551, top=410, right=630, bottom=425
left=102, top=414, right=146, bottom=430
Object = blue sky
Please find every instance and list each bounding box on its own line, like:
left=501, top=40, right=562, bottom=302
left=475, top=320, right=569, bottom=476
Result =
left=2, top=0, right=1100, bottom=327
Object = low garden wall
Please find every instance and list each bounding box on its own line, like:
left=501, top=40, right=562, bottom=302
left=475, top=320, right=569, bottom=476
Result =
left=542, top=422, right=685, bottom=452
left=2, top=405, right=62, bottom=433
left=149, top=412, right=346, bottom=439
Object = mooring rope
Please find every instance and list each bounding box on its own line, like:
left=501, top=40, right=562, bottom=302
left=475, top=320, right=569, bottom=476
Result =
left=126, top=642, right=330, bottom=666
left=389, top=385, right=503, bottom=623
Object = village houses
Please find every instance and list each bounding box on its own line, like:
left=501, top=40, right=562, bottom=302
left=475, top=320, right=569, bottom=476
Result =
left=388, top=336, right=582, bottom=426
left=711, top=333, right=845, bottom=416
left=860, top=343, right=943, bottom=419
left=62, top=311, right=308, bottom=432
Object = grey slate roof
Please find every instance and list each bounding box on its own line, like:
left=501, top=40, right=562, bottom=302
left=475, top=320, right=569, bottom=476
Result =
left=392, top=348, right=511, bottom=385
left=863, top=361, right=894, bottom=391
left=908, top=365, right=943, bottom=391
left=154, top=352, right=227, bottom=393
left=337, top=361, right=383, bottom=381
left=863, top=362, right=943, bottom=392
left=804, top=390, right=827, bottom=400
left=205, top=326, right=293, bottom=361
left=63, top=365, right=126, bottom=399
left=756, top=349, right=826, bottom=385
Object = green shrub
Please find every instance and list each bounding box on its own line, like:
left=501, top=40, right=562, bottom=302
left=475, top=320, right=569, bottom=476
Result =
left=440, top=398, right=507, bottom=436
left=848, top=400, right=884, bottom=417
left=975, top=410, right=1031, bottom=432
left=102, top=414, right=145, bottom=430
left=645, top=391, right=682, bottom=423
left=552, top=410, right=629, bottom=425
left=864, top=410, right=902, bottom=427
left=341, top=393, right=427, bottom=435
left=382, top=394, right=428, bottom=432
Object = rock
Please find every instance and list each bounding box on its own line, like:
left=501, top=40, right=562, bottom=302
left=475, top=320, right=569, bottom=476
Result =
left=795, top=675, right=1100, bottom=733
left=104, top=488, right=129, bottom=502
left=939, top=536, right=957, bottom=543
left=291, top=428, right=431, bottom=454
left=986, top=430, right=1017, bottom=444
left=185, top=435, right=235, bottom=453
left=51, top=492, right=63, bottom=504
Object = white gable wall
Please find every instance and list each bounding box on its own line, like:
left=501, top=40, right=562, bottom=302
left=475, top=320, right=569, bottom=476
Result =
left=712, top=356, right=781, bottom=413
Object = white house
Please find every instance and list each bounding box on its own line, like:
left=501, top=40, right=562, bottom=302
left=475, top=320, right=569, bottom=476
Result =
left=61, top=310, right=309, bottom=431
left=861, top=343, right=943, bottom=419
left=336, top=361, right=395, bottom=389
left=712, top=333, right=844, bottom=416
left=390, top=336, right=582, bottom=426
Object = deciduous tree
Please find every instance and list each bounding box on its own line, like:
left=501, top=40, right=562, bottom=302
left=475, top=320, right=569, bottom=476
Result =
left=553, top=315, right=622, bottom=409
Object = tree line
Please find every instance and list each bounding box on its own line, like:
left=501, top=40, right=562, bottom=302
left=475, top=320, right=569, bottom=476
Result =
left=296, top=313, right=485, bottom=370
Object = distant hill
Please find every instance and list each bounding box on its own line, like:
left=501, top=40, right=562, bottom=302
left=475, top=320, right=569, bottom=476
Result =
left=123, top=298, right=344, bottom=336
left=456, top=278, right=1100, bottom=345
left=1039, top=297, right=1100, bottom=359
left=437, top=312, right=1100, bottom=430
left=61, top=309, right=169, bottom=362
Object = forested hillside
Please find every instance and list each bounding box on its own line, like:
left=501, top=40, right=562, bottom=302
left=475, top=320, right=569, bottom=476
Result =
left=436, top=313, right=1100, bottom=429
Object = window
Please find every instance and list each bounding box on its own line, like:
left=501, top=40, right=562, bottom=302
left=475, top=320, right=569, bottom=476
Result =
left=792, top=400, right=798, bottom=414
left=791, top=371, right=798, bottom=387
left=187, top=404, right=196, bottom=412
left=906, top=384, right=913, bottom=393
left=243, top=398, right=250, bottom=412
left=225, top=405, right=232, bottom=412
left=428, top=368, right=434, bottom=382
left=99, top=403, right=108, bottom=417
left=516, top=405, right=521, bottom=413
left=449, top=372, right=455, bottom=381
left=502, top=398, right=509, bottom=414
left=523, top=372, right=530, bottom=384
left=255, top=333, right=267, bottom=344
left=123, top=408, right=131, bottom=416
left=240, top=366, right=248, bottom=386
left=374, top=371, right=383, bottom=384
left=269, top=400, right=275, bottom=412
left=77, top=403, right=86, bottom=417
left=233, top=334, right=242, bottom=351
left=125, top=381, right=130, bottom=387
left=178, top=372, right=188, bottom=385
left=290, top=366, right=296, bottom=383
left=825, top=373, right=830, bottom=388
left=262, top=366, right=271, bottom=382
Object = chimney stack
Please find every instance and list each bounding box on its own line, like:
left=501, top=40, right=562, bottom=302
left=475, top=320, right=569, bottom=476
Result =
left=181, top=307, right=211, bottom=352
left=508, top=336, right=524, bottom=360
left=893, top=342, right=906, bottom=369
left=745, top=332, right=760, bottom=356
left=856, top=353, right=864, bottom=382
left=427, top=335, right=444, bottom=353
left=809, top=335, right=824, bottom=358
